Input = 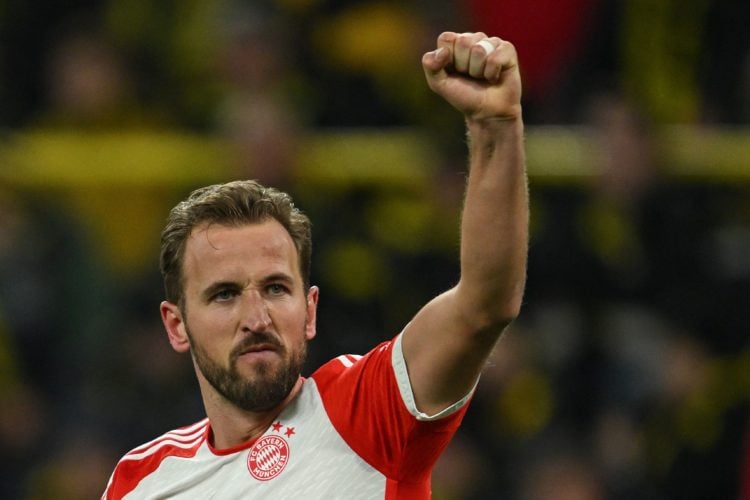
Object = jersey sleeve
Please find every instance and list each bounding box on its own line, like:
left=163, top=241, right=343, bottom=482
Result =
left=310, top=332, right=474, bottom=484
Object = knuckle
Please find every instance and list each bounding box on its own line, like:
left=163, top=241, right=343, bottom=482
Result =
left=438, top=31, right=455, bottom=42
left=499, top=40, right=516, bottom=52
left=456, top=34, right=475, bottom=48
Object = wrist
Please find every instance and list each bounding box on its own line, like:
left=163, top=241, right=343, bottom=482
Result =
left=466, top=114, right=524, bottom=142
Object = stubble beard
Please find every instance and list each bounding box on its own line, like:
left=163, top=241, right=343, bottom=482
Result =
left=186, top=324, right=308, bottom=413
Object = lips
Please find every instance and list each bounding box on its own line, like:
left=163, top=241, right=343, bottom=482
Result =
left=235, top=346, right=281, bottom=367
left=232, top=335, right=283, bottom=362
left=239, top=344, right=277, bottom=355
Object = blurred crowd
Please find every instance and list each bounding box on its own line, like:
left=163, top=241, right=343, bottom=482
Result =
left=1, top=0, right=750, bottom=499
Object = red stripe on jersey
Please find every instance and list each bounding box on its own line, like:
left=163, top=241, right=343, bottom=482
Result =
left=103, top=421, right=208, bottom=499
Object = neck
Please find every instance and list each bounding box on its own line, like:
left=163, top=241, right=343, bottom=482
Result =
left=199, top=376, right=304, bottom=450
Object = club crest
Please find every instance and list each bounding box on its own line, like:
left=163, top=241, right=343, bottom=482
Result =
left=247, top=434, right=290, bottom=481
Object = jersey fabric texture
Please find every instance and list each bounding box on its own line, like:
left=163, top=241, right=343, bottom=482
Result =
left=102, top=333, right=473, bottom=499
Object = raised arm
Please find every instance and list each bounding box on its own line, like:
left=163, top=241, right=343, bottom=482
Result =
left=401, top=31, right=528, bottom=415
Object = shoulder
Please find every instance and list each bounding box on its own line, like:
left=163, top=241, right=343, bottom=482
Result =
left=310, top=333, right=474, bottom=422
left=102, top=419, right=209, bottom=499
left=310, top=339, right=394, bottom=389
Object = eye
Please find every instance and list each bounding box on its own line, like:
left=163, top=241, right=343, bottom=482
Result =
left=267, top=283, right=289, bottom=296
left=213, top=288, right=239, bottom=302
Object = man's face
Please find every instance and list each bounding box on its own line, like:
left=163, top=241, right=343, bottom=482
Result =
left=166, top=219, right=317, bottom=412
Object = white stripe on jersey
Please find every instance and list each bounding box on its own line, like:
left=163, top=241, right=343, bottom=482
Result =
left=121, top=436, right=205, bottom=462
left=335, top=354, right=363, bottom=368
left=124, top=419, right=208, bottom=458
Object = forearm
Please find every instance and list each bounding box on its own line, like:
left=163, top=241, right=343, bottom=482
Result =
left=457, top=116, right=528, bottom=331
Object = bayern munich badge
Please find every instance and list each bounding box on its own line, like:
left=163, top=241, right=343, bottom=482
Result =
left=247, top=434, right=290, bottom=481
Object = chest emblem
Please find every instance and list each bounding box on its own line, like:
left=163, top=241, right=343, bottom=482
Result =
left=247, top=422, right=294, bottom=481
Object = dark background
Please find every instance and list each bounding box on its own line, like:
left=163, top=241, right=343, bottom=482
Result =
left=1, top=1, right=749, bottom=498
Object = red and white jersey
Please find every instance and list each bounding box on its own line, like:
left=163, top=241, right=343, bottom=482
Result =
left=102, top=333, right=472, bottom=499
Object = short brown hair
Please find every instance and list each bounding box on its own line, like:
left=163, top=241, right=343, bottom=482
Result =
left=160, top=180, right=312, bottom=305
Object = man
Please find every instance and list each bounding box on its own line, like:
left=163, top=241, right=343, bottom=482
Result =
left=102, top=30, right=527, bottom=499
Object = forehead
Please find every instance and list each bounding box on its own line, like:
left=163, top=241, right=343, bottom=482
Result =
left=182, top=220, right=300, bottom=285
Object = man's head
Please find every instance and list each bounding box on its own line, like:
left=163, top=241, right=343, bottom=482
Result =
left=160, top=180, right=312, bottom=307
left=158, top=180, right=317, bottom=414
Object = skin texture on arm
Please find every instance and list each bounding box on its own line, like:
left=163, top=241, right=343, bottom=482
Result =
left=401, top=31, right=528, bottom=415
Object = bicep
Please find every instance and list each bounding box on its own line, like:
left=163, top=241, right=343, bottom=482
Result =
left=400, top=286, right=507, bottom=416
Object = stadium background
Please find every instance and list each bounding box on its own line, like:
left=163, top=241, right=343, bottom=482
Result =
left=1, top=0, right=749, bottom=498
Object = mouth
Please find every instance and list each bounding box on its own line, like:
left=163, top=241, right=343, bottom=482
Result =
left=235, top=342, right=281, bottom=364
left=239, top=343, right=276, bottom=355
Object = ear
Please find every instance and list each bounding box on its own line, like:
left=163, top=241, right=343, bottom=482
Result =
left=304, top=286, right=319, bottom=341
left=160, top=300, right=191, bottom=353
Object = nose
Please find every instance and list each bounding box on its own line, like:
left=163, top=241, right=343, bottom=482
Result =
left=241, top=290, right=272, bottom=332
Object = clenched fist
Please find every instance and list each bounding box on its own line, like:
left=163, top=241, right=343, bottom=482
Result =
left=422, top=32, right=522, bottom=123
